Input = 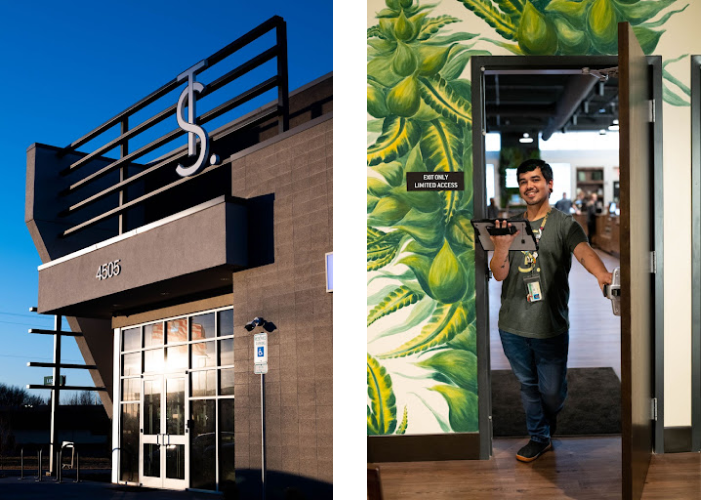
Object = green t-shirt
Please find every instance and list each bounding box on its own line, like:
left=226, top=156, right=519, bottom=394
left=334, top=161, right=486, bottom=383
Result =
left=498, top=208, right=588, bottom=339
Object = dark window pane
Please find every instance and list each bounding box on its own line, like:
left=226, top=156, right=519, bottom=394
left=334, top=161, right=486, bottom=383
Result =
left=167, top=318, right=187, bottom=344
left=220, top=368, right=235, bottom=396
left=166, top=378, right=185, bottom=435
left=191, top=370, right=216, bottom=397
left=144, top=379, right=161, bottom=435
left=143, top=443, right=160, bottom=477
left=120, top=403, right=139, bottom=482
left=191, top=313, right=215, bottom=341
left=144, top=323, right=164, bottom=347
left=191, top=341, right=215, bottom=369
left=122, top=327, right=140, bottom=352
left=190, top=400, right=216, bottom=490
left=219, top=399, right=235, bottom=483
left=165, top=444, right=185, bottom=480
left=219, top=339, right=234, bottom=366
left=122, top=379, right=140, bottom=402
left=218, top=309, right=233, bottom=337
left=122, top=353, right=140, bottom=377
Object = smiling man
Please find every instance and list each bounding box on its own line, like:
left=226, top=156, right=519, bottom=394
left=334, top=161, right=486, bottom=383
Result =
left=489, top=159, right=612, bottom=462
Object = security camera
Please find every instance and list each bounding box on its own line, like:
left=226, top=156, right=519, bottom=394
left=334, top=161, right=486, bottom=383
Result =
left=244, top=317, right=267, bottom=332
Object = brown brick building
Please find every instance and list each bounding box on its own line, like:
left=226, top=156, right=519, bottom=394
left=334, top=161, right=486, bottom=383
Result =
left=25, top=18, right=332, bottom=498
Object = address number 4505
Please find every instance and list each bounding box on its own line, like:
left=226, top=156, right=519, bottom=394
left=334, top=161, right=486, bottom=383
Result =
left=96, top=260, right=121, bottom=280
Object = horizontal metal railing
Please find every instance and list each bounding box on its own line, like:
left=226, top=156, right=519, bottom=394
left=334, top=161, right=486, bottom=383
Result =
left=56, top=16, right=289, bottom=238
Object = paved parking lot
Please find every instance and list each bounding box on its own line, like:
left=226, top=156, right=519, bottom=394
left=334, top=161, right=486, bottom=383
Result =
left=0, top=473, right=222, bottom=500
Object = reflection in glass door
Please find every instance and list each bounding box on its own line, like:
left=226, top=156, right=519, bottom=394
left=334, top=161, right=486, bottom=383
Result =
left=140, top=375, right=188, bottom=489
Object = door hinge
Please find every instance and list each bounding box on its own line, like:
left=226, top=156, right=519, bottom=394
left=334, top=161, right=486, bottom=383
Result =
left=650, top=251, right=657, bottom=274
left=651, top=397, right=658, bottom=421
left=648, top=99, right=656, bottom=123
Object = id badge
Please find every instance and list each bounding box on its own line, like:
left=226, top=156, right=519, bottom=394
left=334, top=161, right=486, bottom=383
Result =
left=524, top=276, right=543, bottom=303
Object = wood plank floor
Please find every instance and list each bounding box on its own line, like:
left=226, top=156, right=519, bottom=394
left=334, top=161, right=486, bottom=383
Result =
left=489, top=249, right=622, bottom=378
left=376, top=436, right=701, bottom=499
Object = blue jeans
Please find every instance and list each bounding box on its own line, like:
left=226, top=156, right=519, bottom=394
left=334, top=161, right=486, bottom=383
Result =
left=498, top=329, right=569, bottom=443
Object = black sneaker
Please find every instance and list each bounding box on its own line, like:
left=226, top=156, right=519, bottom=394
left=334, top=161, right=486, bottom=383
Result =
left=515, top=439, right=552, bottom=463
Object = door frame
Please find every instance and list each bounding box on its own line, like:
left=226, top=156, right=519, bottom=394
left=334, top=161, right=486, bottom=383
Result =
left=691, top=55, right=701, bottom=451
left=470, top=55, right=665, bottom=460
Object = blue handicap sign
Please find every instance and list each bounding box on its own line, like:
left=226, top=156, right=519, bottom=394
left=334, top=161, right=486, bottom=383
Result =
left=257, top=347, right=264, bottom=357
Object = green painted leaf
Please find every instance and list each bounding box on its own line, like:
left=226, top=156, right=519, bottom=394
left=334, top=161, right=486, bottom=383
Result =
left=367, top=405, right=379, bottom=435
left=378, top=302, right=468, bottom=358
left=369, top=298, right=436, bottom=342
left=663, top=85, right=690, bottom=107
left=368, top=284, right=403, bottom=306
left=368, top=196, right=410, bottom=229
left=417, top=45, right=451, bottom=76
left=446, top=212, right=475, bottom=249
left=398, top=254, right=434, bottom=299
left=447, top=318, right=477, bottom=354
left=494, top=0, right=524, bottom=19
left=404, top=2, right=440, bottom=17
left=419, top=75, right=472, bottom=128
left=367, top=286, right=426, bottom=327
left=417, top=15, right=461, bottom=40
left=368, top=177, right=392, bottom=197
left=368, top=195, right=379, bottom=213
left=411, top=391, right=451, bottom=432
left=368, top=117, right=422, bottom=166
left=416, top=349, right=478, bottom=393
left=663, top=67, right=690, bottom=97
left=421, top=32, right=480, bottom=45
left=552, top=16, right=591, bottom=54
left=367, top=118, right=385, bottom=134
left=368, top=25, right=389, bottom=40
left=440, top=48, right=489, bottom=81
left=367, top=354, right=397, bottom=435
left=481, top=37, right=523, bottom=54
left=375, top=161, right=405, bottom=187
left=632, top=25, right=665, bottom=54
left=367, top=54, right=402, bottom=88
left=639, top=5, right=688, bottom=29
left=428, top=240, right=467, bottom=303
left=396, top=406, right=409, bottom=434
left=368, top=38, right=398, bottom=56
left=456, top=0, right=518, bottom=40
left=545, top=0, right=591, bottom=25
left=518, top=1, right=558, bottom=55
left=368, top=226, right=385, bottom=243
left=394, top=208, right=445, bottom=248
left=420, top=119, right=463, bottom=224
left=614, top=0, right=678, bottom=25
left=368, top=86, right=390, bottom=118
left=429, top=385, right=478, bottom=432
left=368, top=230, right=406, bottom=271
left=588, top=0, right=620, bottom=54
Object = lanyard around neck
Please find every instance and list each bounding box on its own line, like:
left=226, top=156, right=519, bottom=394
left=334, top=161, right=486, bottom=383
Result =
left=524, top=208, right=551, bottom=243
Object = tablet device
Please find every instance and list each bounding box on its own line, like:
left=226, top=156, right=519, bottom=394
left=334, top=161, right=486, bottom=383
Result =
left=470, top=219, right=538, bottom=251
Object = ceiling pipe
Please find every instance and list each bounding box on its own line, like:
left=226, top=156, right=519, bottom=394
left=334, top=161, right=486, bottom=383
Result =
left=540, top=73, right=600, bottom=141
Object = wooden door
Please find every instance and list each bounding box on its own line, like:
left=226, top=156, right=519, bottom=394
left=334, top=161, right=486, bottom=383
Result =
left=619, top=22, right=655, bottom=500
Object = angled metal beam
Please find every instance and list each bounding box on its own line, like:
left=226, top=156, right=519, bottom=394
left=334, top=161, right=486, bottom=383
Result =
left=28, top=328, right=82, bottom=337
left=27, top=362, right=97, bottom=370
left=27, top=385, right=108, bottom=392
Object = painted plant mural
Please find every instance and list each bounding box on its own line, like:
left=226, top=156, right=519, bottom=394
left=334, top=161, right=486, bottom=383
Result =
left=367, top=0, right=688, bottom=436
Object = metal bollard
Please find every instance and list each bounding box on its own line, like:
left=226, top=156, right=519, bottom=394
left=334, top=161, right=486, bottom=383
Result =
left=19, top=448, right=23, bottom=480
left=74, top=452, right=80, bottom=483
left=36, top=450, right=42, bottom=482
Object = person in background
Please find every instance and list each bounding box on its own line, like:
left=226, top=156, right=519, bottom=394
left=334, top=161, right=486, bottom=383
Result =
left=487, top=197, right=500, bottom=219
left=586, top=192, right=602, bottom=244
left=554, top=192, right=573, bottom=214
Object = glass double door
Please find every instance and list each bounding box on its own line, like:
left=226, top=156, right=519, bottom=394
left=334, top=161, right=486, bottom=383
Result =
left=141, top=374, right=188, bottom=489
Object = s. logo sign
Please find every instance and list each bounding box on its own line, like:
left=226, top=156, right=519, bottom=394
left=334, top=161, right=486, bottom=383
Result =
left=175, top=61, right=219, bottom=177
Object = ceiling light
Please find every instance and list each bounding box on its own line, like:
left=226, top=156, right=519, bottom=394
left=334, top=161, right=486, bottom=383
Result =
left=599, top=129, right=607, bottom=135
left=613, top=119, right=619, bottom=125
left=608, top=124, right=619, bottom=131
left=519, top=132, right=533, bottom=144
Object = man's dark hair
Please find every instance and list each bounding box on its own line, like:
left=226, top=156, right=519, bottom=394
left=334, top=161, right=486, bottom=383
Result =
left=516, top=159, right=553, bottom=184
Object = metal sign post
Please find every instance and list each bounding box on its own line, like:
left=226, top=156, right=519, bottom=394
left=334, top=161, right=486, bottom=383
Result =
left=253, top=332, right=268, bottom=500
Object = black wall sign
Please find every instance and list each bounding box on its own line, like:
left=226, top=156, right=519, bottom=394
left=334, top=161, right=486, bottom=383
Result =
left=406, top=172, right=464, bottom=191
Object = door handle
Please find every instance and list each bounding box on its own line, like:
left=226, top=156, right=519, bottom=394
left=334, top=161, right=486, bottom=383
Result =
left=603, top=267, right=621, bottom=316
left=156, top=434, right=159, bottom=445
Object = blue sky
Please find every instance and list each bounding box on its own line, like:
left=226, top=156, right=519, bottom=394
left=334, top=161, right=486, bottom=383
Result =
left=0, top=0, right=332, bottom=401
